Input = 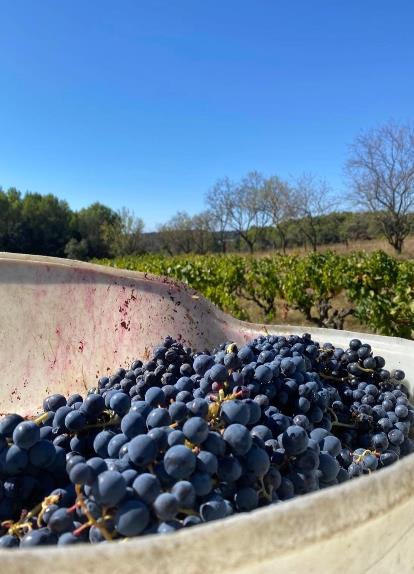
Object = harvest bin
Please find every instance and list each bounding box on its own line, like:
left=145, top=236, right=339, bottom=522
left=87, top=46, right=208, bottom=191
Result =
left=0, top=252, right=414, bottom=574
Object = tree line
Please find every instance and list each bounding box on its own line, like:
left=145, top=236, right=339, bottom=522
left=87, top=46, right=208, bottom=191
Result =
left=1, top=120, right=413, bottom=259
left=0, top=190, right=144, bottom=260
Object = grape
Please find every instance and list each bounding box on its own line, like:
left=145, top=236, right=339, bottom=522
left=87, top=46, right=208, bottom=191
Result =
left=168, top=429, right=185, bottom=446
left=81, top=393, right=105, bottom=417
left=190, top=471, right=213, bottom=496
left=86, top=457, right=107, bottom=476
left=132, top=473, right=161, bottom=504
left=209, top=364, right=228, bottom=383
left=320, top=435, right=342, bottom=457
left=220, top=400, right=250, bottom=425
left=294, top=448, right=319, bottom=472
left=12, top=421, right=40, bottom=450
left=114, top=500, right=150, bottom=536
left=48, top=508, right=74, bottom=533
left=254, top=364, right=273, bottom=384
left=202, top=431, right=226, bottom=456
left=67, top=394, right=83, bottom=407
left=175, top=376, right=193, bottom=393
left=122, top=468, right=138, bottom=486
left=20, top=528, right=57, bottom=546
left=171, top=480, right=196, bottom=508
left=393, top=369, right=405, bottom=381
left=0, top=414, right=24, bottom=438
left=318, top=452, right=340, bottom=482
left=128, top=435, right=157, bottom=466
left=109, top=392, right=131, bottom=416
left=2, top=445, right=28, bottom=474
left=217, top=454, right=242, bottom=482
left=251, top=425, right=273, bottom=442
left=120, top=412, right=146, bottom=438
left=69, top=462, right=94, bottom=485
left=146, top=408, right=171, bottom=429
left=29, top=440, right=56, bottom=467
left=0, top=534, right=20, bottom=547
left=153, top=492, right=178, bottom=521
left=43, top=394, right=67, bottom=413
left=91, top=470, right=126, bottom=506
left=196, top=450, right=218, bottom=475
left=182, top=417, right=209, bottom=445
left=64, top=410, right=87, bottom=432
left=280, top=425, right=309, bottom=456
left=244, top=444, right=270, bottom=477
left=144, top=387, right=165, bottom=407
left=199, top=494, right=227, bottom=521
left=163, top=445, right=196, bottom=479
left=157, top=520, right=182, bottom=533
left=93, top=430, right=116, bottom=458
left=234, top=487, right=259, bottom=511
left=187, top=398, right=209, bottom=418
left=193, top=354, right=215, bottom=376
left=130, top=400, right=152, bottom=418
left=52, top=406, right=73, bottom=430
left=169, top=401, right=188, bottom=423
left=183, top=515, right=202, bottom=527
left=58, top=532, right=82, bottom=545
left=107, top=433, right=129, bottom=457
left=0, top=332, right=412, bottom=549
left=238, top=346, right=255, bottom=364
left=223, top=424, right=252, bottom=455
left=388, top=428, right=405, bottom=446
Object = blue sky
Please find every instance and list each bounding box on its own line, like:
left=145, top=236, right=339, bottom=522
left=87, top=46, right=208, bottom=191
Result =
left=0, top=1, right=413, bottom=230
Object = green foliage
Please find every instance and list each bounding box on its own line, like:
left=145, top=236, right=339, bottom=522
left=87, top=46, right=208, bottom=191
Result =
left=0, top=189, right=144, bottom=260
left=64, top=238, right=89, bottom=261
left=96, top=251, right=414, bottom=339
left=344, top=251, right=414, bottom=338
left=242, top=257, right=281, bottom=321
left=74, top=202, right=121, bottom=259
left=0, top=190, right=72, bottom=256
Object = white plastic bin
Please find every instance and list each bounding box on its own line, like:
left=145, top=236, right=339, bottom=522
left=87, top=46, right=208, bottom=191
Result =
left=1, top=253, right=413, bottom=573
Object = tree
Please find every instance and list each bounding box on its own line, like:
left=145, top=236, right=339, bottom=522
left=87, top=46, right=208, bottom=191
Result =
left=19, top=193, right=72, bottom=256
left=190, top=211, right=214, bottom=254
left=102, top=207, right=144, bottom=256
left=345, top=121, right=414, bottom=253
left=156, top=212, right=193, bottom=255
left=74, top=202, right=121, bottom=259
left=207, top=172, right=270, bottom=254
left=294, top=174, right=334, bottom=251
left=64, top=238, right=89, bottom=260
left=206, top=178, right=232, bottom=253
left=0, top=187, right=23, bottom=252
left=262, top=176, right=299, bottom=253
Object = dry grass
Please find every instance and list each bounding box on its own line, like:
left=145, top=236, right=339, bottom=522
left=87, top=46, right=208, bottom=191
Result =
left=253, top=235, right=414, bottom=260
left=239, top=292, right=372, bottom=333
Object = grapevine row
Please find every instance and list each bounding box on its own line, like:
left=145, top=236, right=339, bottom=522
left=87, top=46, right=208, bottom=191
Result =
left=96, top=251, right=414, bottom=339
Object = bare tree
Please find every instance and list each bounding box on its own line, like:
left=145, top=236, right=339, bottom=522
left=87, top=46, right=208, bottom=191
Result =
left=345, top=121, right=414, bottom=253
left=207, top=172, right=270, bottom=254
left=206, top=178, right=233, bottom=253
left=157, top=212, right=193, bottom=255
left=263, top=176, right=299, bottom=253
left=294, top=174, right=334, bottom=251
left=190, top=211, right=214, bottom=254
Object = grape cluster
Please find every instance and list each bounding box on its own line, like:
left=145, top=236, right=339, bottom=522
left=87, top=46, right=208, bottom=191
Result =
left=0, top=333, right=412, bottom=548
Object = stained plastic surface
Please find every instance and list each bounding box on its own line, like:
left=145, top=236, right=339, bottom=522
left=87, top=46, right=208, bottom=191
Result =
left=1, top=252, right=414, bottom=573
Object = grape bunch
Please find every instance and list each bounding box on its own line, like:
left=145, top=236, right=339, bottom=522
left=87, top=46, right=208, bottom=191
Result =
left=0, top=333, right=412, bottom=548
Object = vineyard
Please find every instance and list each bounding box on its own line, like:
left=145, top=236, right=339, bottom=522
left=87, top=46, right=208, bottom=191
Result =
left=96, top=251, right=414, bottom=339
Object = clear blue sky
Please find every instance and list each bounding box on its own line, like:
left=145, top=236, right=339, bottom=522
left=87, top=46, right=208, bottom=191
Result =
left=0, top=1, right=413, bottom=230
